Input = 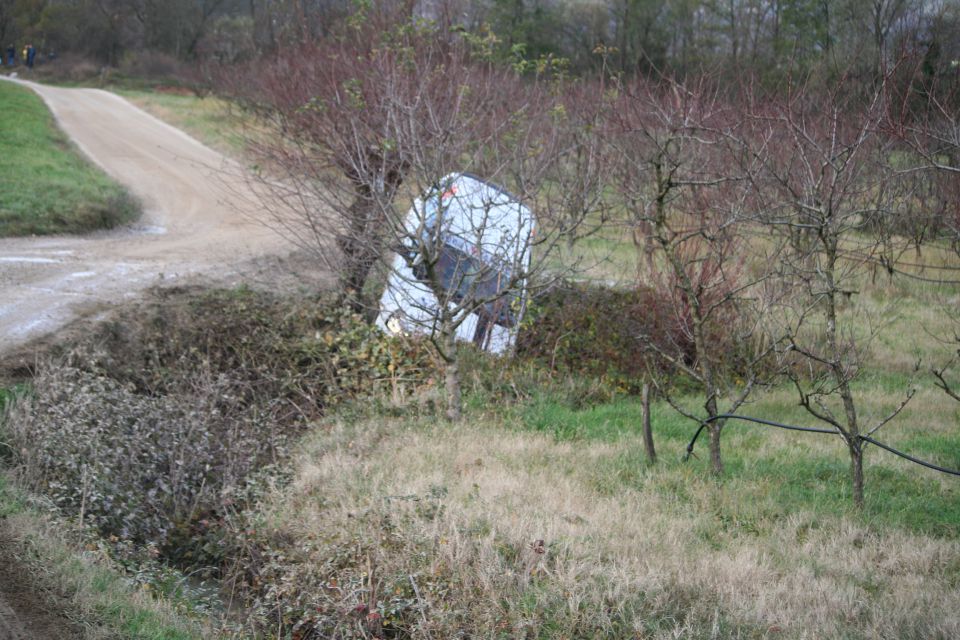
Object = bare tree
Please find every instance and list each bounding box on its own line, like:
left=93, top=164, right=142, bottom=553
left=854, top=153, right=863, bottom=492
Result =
left=897, top=73, right=960, bottom=403
left=365, top=69, right=609, bottom=420
left=227, top=4, right=460, bottom=310
left=229, top=1, right=602, bottom=419
left=747, top=73, right=917, bottom=507
left=607, top=75, right=780, bottom=475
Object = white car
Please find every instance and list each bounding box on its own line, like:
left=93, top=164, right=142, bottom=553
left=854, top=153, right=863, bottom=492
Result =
left=376, top=172, right=535, bottom=354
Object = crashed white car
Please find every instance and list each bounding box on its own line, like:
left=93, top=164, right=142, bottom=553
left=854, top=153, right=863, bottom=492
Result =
left=376, top=172, right=535, bottom=354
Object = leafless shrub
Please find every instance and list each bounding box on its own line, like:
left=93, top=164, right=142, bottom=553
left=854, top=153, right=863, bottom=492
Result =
left=119, top=50, right=183, bottom=79
left=4, top=363, right=286, bottom=566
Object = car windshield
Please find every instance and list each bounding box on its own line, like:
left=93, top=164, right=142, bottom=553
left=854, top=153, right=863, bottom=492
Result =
left=412, top=240, right=518, bottom=328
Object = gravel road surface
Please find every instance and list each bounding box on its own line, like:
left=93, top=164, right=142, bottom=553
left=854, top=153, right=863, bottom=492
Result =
left=0, top=78, right=300, bottom=639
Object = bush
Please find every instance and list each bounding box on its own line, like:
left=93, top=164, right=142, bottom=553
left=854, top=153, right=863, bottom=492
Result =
left=32, top=54, right=102, bottom=84
left=71, top=287, right=438, bottom=417
left=516, top=283, right=680, bottom=393
left=4, top=365, right=286, bottom=568
left=119, top=51, right=183, bottom=79
left=516, top=281, right=764, bottom=396
left=3, top=288, right=440, bottom=571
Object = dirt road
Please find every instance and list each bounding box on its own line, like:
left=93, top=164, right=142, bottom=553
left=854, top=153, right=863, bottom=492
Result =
left=0, top=79, right=303, bottom=638
left=0, top=78, right=296, bottom=366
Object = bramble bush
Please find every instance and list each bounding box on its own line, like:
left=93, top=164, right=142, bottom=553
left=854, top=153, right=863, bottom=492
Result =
left=5, top=364, right=287, bottom=568
left=2, top=287, right=440, bottom=572
left=516, top=282, right=680, bottom=393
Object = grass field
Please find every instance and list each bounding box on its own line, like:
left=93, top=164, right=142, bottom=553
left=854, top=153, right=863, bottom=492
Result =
left=246, top=393, right=960, bottom=638
left=0, top=81, right=139, bottom=236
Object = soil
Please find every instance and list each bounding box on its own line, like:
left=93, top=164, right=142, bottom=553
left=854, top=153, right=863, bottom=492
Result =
left=0, top=79, right=324, bottom=636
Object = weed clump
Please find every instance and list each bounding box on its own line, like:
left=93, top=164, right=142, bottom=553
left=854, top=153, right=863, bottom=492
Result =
left=2, top=287, right=439, bottom=573
left=516, top=283, right=679, bottom=393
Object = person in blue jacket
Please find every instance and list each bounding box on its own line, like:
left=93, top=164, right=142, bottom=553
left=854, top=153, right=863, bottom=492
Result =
left=26, top=44, right=36, bottom=69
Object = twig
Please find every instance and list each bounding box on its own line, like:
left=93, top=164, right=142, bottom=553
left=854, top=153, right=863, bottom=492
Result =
left=409, top=574, right=432, bottom=638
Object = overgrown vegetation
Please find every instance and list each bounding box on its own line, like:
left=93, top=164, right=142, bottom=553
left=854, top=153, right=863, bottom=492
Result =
left=3, top=288, right=439, bottom=578
left=0, top=80, right=139, bottom=236
left=2, top=276, right=958, bottom=637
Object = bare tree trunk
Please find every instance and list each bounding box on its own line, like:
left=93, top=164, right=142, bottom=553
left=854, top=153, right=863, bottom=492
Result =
left=849, top=440, right=865, bottom=509
left=442, top=325, right=462, bottom=421
left=641, top=382, right=656, bottom=463
left=691, top=292, right=724, bottom=476
left=707, top=409, right=724, bottom=475
left=824, top=249, right=864, bottom=508
left=337, top=189, right=383, bottom=312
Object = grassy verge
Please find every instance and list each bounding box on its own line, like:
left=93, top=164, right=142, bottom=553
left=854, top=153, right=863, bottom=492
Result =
left=0, top=80, right=139, bottom=236
left=233, top=398, right=959, bottom=639
left=0, top=475, right=206, bottom=640
left=113, top=89, right=250, bottom=157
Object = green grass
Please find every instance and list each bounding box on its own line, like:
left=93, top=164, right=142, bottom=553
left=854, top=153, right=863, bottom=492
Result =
left=0, top=80, right=139, bottom=236
left=513, top=388, right=960, bottom=537
left=0, top=476, right=207, bottom=639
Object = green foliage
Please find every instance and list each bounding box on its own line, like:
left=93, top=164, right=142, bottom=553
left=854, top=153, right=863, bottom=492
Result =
left=0, top=81, right=140, bottom=236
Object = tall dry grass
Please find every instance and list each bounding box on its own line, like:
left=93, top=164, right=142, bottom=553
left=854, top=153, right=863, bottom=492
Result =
left=232, top=414, right=960, bottom=639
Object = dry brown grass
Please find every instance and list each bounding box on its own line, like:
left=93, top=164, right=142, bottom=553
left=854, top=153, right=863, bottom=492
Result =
left=235, top=413, right=960, bottom=639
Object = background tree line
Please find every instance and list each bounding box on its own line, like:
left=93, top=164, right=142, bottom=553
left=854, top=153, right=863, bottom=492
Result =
left=4, top=0, right=960, bottom=87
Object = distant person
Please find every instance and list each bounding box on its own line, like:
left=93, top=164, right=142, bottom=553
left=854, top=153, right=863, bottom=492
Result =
left=26, top=44, right=35, bottom=69
left=5, top=45, right=14, bottom=66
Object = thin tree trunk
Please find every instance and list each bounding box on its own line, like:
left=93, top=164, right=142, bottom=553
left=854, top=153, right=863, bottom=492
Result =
left=849, top=440, right=864, bottom=508
left=642, top=382, right=656, bottom=463
left=693, top=313, right=723, bottom=475
left=824, top=245, right=864, bottom=507
left=442, top=326, right=462, bottom=421
left=708, top=420, right=724, bottom=475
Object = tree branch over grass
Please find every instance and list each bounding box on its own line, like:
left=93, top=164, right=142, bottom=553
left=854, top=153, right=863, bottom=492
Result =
left=607, top=74, right=783, bottom=475
left=747, top=70, right=919, bottom=508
